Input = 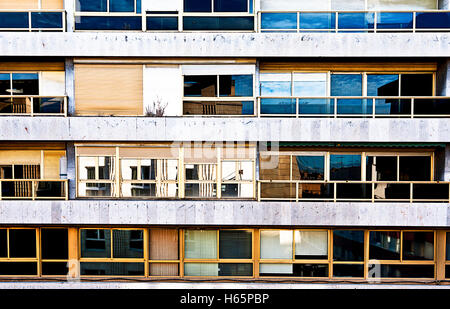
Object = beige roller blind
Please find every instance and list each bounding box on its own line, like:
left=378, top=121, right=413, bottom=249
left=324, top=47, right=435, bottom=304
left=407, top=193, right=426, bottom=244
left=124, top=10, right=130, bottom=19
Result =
left=75, top=64, right=143, bottom=116
left=41, top=0, right=64, bottom=9
left=119, top=147, right=179, bottom=159
left=221, top=147, right=256, bottom=160
left=76, top=147, right=116, bottom=156
left=0, top=150, right=41, bottom=165
left=43, top=150, right=65, bottom=179
left=184, top=147, right=218, bottom=163
left=0, top=0, right=38, bottom=10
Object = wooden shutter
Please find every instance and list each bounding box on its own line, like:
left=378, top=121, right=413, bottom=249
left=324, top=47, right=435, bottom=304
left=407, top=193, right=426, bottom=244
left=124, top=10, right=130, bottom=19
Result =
left=75, top=64, right=143, bottom=116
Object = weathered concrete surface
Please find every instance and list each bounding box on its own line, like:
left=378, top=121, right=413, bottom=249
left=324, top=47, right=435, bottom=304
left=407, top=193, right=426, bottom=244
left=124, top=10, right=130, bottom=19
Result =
left=0, top=33, right=449, bottom=57
left=1, top=117, right=450, bottom=142
left=0, top=282, right=447, bottom=289
left=0, top=200, right=448, bottom=227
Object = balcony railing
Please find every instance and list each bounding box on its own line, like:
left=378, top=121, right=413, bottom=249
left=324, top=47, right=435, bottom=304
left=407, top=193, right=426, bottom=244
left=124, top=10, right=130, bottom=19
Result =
left=258, top=10, right=450, bottom=32
left=0, top=96, right=67, bottom=116
left=258, top=96, right=450, bottom=118
left=258, top=180, right=450, bottom=203
left=0, top=179, right=68, bottom=200
left=0, top=10, right=65, bottom=32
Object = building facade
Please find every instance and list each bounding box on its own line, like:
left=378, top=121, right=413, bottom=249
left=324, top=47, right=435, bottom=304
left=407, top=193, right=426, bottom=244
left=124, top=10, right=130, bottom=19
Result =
left=0, top=0, right=450, bottom=287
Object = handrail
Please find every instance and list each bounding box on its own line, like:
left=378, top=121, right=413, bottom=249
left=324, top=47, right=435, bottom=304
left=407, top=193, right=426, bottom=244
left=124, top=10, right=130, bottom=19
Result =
left=258, top=96, right=450, bottom=118
left=0, top=179, right=68, bottom=200
left=258, top=180, right=450, bottom=202
left=0, top=10, right=65, bottom=32
left=0, top=95, right=67, bottom=116
left=258, top=10, right=450, bottom=33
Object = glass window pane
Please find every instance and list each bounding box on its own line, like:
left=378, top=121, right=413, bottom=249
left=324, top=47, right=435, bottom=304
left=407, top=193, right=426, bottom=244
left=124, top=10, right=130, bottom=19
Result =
left=367, top=0, right=437, bottom=10
left=79, top=183, right=113, bottom=197
left=369, top=264, right=434, bottom=279
left=399, top=156, right=431, bottom=181
left=331, top=0, right=365, bottom=10
left=219, top=230, right=252, bottom=259
left=184, top=230, right=217, bottom=259
left=81, top=229, right=111, bottom=258
left=31, top=12, right=63, bottom=29
left=0, top=262, right=37, bottom=276
left=401, top=74, right=433, bottom=96
left=113, top=230, right=143, bottom=258
left=260, top=154, right=291, bottom=180
left=366, top=156, right=397, bottom=181
left=184, top=263, right=218, bottom=276
left=293, top=73, right=327, bottom=97
left=183, top=16, right=254, bottom=30
left=447, top=232, right=450, bottom=260
left=367, top=75, right=399, bottom=97
left=0, top=230, right=6, bottom=258
left=299, top=13, right=336, bottom=30
left=75, top=16, right=142, bottom=30
left=330, top=154, right=362, bottom=181
left=9, top=229, right=36, bottom=258
left=294, top=231, right=328, bottom=259
left=402, top=232, right=434, bottom=261
left=260, top=230, right=293, bottom=259
left=214, top=0, right=247, bottom=12
left=12, top=73, right=38, bottom=95
left=42, top=262, right=68, bottom=276
left=0, top=12, right=29, bottom=29
left=110, top=0, right=135, bottom=12
left=80, top=262, right=144, bottom=276
left=0, top=74, right=10, bottom=96
left=98, top=157, right=114, bottom=180
left=293, top=156, right=325, bottom=180
left=333, top=230, right=364, bottom=261
left=146, top=17, right=178, bottom=30
left=369, top=231, right=401, bottom=260
left=41, top=229, right=68, bottom=260
left=149, top=263, right=179, bottom=276
left=338, top=13, right=374, bottom=29
left=331, top=74, right=362, bottom=97
left=76, top=0, right=108, bottom=12
left=184, top=0, right=212, bottom=12
left=261, top=13, right=297, bottom=30
left=184, top=76, right=217, bottom=97
left=219, top=263, right=253, bottom=276
left=416, top=12, right=450, bottom=29
left=219, top=75, right=253, bottom=97
left=332, top=264, right=364, bottom=278
left=260, top=73, right=291, bottom=96
left=377, top=12, right=413, bottom=30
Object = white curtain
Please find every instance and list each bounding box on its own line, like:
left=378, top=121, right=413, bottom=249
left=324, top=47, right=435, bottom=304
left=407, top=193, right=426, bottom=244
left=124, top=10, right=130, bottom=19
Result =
left=260, top=264, right=293, bottom=275
left=184, top=263, right=219, bottom=276
left=260, top=230, right=293, bottom=259
left=261, top=0, right=329, bottom=11
left=184, top=230, right=217, bottom=259
left=294, top=231, right=328, bottom=256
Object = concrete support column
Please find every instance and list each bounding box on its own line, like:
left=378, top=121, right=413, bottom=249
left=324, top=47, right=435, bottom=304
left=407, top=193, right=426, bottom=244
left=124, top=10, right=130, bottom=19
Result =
left=64, top=57, right=75, bottom=116
left=66, top=142, right=76, bottom=200
left=64, top=0, right=75, bottom=32
left=436, top=59, right=450, bottom=96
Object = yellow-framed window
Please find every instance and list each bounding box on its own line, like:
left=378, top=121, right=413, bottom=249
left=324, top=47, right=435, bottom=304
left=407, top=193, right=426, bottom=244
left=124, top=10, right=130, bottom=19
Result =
left=182, top=229, right=254, bottom=277
left=79, top=228, right=145, bottom=277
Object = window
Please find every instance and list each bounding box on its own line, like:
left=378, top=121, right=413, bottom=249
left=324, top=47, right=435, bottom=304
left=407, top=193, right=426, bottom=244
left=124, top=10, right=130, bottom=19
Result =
left=369, top=231, right=435, bottom=278
left=0, top=228, right=37, bottom=276
left=332, top=230, right=365, bottom=278
left=259, top=230, right=329, bottom=278
left=183, top=0, right=254, bottom=30
left=76, top=0, right=140, bottom=13
left=41, top=228, right=69, bottom=276
left=78, top=156, right=115, bottom=197
left=329, top=154, right=361, bottom=181
left=183, top=74, right=254, bottom=115
left=221, top=161, right=254, bottom=198
left=80, top=228, right=145, bottom=276
left=149, top=229, right=180, bottom=276
left=184, top=229, right=253, bottom=277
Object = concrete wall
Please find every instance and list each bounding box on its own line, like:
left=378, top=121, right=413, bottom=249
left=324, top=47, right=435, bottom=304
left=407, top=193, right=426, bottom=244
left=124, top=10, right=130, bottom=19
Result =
left=0, top=117, right=449, bottom=142
left=0, top=33, right=448, bottom=57
left=0, top=200, right=448, bottom=227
